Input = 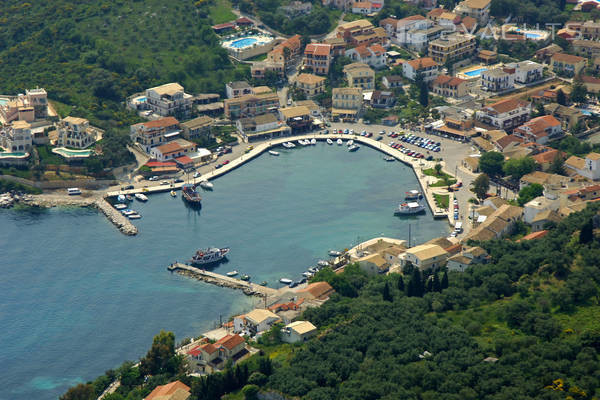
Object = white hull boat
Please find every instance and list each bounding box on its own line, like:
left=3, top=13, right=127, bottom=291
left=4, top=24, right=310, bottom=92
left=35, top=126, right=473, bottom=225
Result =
left=302, top=271, right=313, bottom=278
left=128, top=213, right=142, bottom=219
left=327, top=138, right=333, bottom=145
left=317, top=260, right=329, bottom=267
left=199, top=180, right=214, bottom=190
left=226, top=270, right=239, bottom=277
left=348, top=144, right=359, bottom=152
left=280, top=278, right=293, bottom=284
left=328, top=250, right=341, bottom=257
left=310, top=138, right=316, bottom=145
left=282, top=142, right=295, bottom=149
left=395, top=202, right=426, bottom=215
left=269, top=150, right=280, bottom=156
left=114, top=203, right=127, bottom=210
left=135, top=193, right=148, bottom=201
left=347, top=139, right=354, bottom=146
left=337, top=139, right=343, bottom=145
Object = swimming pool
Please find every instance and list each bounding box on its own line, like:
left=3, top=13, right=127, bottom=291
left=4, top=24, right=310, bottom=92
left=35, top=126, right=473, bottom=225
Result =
left=230, top=37, right=258, bottom=49
left=464, top=67, right=488, bottom=77
left=0, top=98, right=8, bottom=105
left=135, top=96, right=147, bottom=103
left=52, top=147, right=92, bottom=158
left=0, top=152, right=26, bottom=157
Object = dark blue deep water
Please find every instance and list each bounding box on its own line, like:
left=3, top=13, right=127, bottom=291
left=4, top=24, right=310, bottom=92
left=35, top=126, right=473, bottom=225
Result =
left=0, top=144, right=448, bottom=399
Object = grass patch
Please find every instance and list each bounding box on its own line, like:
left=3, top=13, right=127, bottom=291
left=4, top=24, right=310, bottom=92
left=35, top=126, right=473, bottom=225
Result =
left=37, top=145, right=66, bottom=165
left=209, top=0, right=237, bottom=24
left=433, top=193, right=449, bottom=209
left=49, top=100, right=73, bottom=118
left=0, top=178, right=42, bottom=194
left=246, top=53, right=268, bottom=62
left=431, top=178, right=457, bottom=188
left=554, top=305, right=600, bottom=335
left=0, top=168, right=33, bottom=179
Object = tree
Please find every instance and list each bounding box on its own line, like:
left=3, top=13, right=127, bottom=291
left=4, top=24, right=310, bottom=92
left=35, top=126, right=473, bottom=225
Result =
left=517, top=183, right=544, bottom=206
left=397, top=275, right=405, bottom=292
left=580, top=218, right=594, bottom=244
left=503, top=156, right=537, bottom=180
left=549, top=153, right=565, bottom=175
left=434, top=163, right=443, bottom=176
left=407, top=268, right=423, bottom=297
left=383, top=281, right=393, bottom=301
left=242, top=384, right=260, bottom=400
left=571, top=74, right=588, bottom=103
left=432, top=273, right=441, bottom=292
left=556, top=89, right=567, bottom=106
left=479, top=151, right=505, bottom=176
left=441, top=270, right=448, bottom=290
left=139, top=330, right=180, bottom=376
left=59, top=384, right=95, bottom=400
left=471, top=173, right=490, bottom=200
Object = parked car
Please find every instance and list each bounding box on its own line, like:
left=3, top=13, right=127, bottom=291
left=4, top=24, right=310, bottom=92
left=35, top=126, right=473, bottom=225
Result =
left=222, top=160, right=230, bottom=165
left=174, top=178, right=184, bottom=183
left=122, top=185, right=134, bottom=190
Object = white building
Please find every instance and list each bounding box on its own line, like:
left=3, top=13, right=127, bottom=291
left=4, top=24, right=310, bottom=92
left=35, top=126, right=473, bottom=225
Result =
left=400, top=244, right=448, bottom=270
left=476, top=98, right=531, bottom=131
left=345, top=44, right=387, bottom=69
left=234, top=309, right=281, bottom=335
left=149, top=138, right=197, bottom=162
left=523, top=196, right=560, bottom=224
left=453, top=0, right=491, bottom=24
left=565, top=152, right=600, bottom=181
left=506, top=61, right=544, bottom=84
left=145, top=83, right=193, bottom=118
left=281, top=321, right=317, bottom=343
left=405, top=26, right=445, bottom=52
left=57, top=117, right=102, bottom=149
left=481, top=68, right=514, bottom=92
left=403, top=57, right=439, bottom=82
left=0, top=121, right=32, bottom=152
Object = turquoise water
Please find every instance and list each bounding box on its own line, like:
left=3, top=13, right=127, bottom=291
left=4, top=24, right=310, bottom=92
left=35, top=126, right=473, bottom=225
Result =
left=464, top=68, right=487, bottom=77
left=54, top=148, right=92, bottom=157
left=0, top=98, right=7, bottom=105
left=230, top=37, right=258, bottom=49
left=0, top=144, right=448, bottom=399
left=0, top=152, right=26, bottom=157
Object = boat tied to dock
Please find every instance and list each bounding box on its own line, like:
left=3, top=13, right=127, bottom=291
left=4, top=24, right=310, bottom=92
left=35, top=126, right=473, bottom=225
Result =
left=182, top=184, right=202, bottom=206
left=190, top=247, right=230, bottom=266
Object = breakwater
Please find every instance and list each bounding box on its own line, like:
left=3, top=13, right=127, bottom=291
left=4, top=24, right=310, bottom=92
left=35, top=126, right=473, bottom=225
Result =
left=95, top=198, right=137, bottom=236
left=168, top=263, right=278, bottom=297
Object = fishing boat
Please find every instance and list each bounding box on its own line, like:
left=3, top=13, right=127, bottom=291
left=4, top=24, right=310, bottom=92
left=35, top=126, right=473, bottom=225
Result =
left=317, top=260, right=329, bottom=267
left=328, top=250, right=342, bottom=257
left=170, top=190, right=177, bottom=197
left=310, top=138, right=316, bottom=145
left=114, top=203, right=127, bottom=210
left=269, top=150, right=280, bottom=156
left=282, top=142, right=293, bottom=149
left=240, top=274, right=250, bottom=281
left=327, top=138, right=333, bottom=145
left=199, top=180, right=213, bottom=190
left=117, top=194, right=126, bottom=203
left=404, top=190, right=423, bottom=200
left=190, top=247, right=230, bottom=266
left=384, top=156, right=396, bottom=162
left=135, top=193, right=148, bottom=201
left=121, top=209, right=137, bottom=216
left=348, top=144, right=360, bottom=152
left=182, top=184, right=202, bottom=206
left=226, top=270, right=239, bottom=277
left=337, top=139, right=343, bottom=145
left=395, top=202, right=426, bottom=215
left=126, top=194, right=134, bottom=201
left=279, top=278, right=293, bottom=284
left=347, top=139, right=354, bottom=146
left=128, top=213, right=142, bottom=219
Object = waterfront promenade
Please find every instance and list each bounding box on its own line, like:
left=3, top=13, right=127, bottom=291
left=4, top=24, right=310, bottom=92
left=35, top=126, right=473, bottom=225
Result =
left=107, top=133, right=452, bottom=221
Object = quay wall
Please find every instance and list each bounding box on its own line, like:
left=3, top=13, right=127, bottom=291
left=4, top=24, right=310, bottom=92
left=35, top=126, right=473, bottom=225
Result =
left=95, top=198, right=138, bottom=236
left=0, top=174, right=117, bottom=190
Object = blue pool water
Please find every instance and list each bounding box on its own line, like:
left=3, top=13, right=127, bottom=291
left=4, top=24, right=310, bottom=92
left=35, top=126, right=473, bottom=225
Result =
left=0, top=144, right=448, bottom=399
left=464, top=67, right=487, bottom=77
left=0, top=98, right=8, bottom=105
left=230, top=37, right=258, bottom=49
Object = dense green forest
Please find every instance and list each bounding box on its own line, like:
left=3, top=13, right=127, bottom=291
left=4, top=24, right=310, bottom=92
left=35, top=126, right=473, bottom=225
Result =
left=63, top=203, right=600, bottom=399
left=0, top=0, right=249, bottom=130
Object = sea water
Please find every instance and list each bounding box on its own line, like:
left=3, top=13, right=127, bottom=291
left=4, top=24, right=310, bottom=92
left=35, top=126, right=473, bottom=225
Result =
left=0, top=143, right=448, bottom=399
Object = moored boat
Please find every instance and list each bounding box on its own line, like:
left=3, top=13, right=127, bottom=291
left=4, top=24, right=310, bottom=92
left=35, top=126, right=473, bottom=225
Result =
left=269, top=150, right=280, bottom=156
left=337, top=139, right=343, bottom=145
left=280, top=278, right=293, bottom=284
left=347, top=139, right=354, bottom=146
left=135, top=193, right=148, bottom=201
left=404, top=190, right=422, bottom=200
left=128, top=213, right=142, bottom=219
left=327, top=138, right=333, bottom=145
left=328, top=250, right=342, bottom=257
left=395, top=202, right=426, bottom=215
left=240, top=274, right=250, bottom=281
left=348, top=144, right=360, bottom=152
left=226, top=270, right=239, bottom=277
left=199, top=180, right=213, bottom=190
left=190, top=247, right=230, bottom=266
left=317, top=260, right=329, bottom=267
left=114, top=203, right=127, bottom=210
left=260, top=281, right=268, bottom=286
left=125, top=194, right=134, bottom=201
left=310, top=138, right=316, bottom=145
left=117, top=194, right=126, bottom=203
left=384, top=156, right=396, bottom=162
left=170, top=190, right=176, bottom=197
left=182, top=184, right=202, bottom=206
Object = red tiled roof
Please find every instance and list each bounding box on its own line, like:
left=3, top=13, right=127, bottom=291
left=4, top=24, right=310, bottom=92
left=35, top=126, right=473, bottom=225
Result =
left=216, top=334, right=245, bottom=350
left=518, top=230, right=549, bottom=241
left=515, top=115, right=561, bottom=140
left=495, top=134, right=523, bottom=150
left=369, top=43, right=385, bottom=55
left=485, top=98, right=529, bottom=114
left=427, top=8, right=445, bottom=18
left=552, top=52, right=586, bottom=64
left=175, top=155, right=194, bottom=164
left=297, top=281, right=335, bottom=299
left=213, top=22, right=236, bottom=30
left=582, top=75, right=600, bottom=84
left=140, top=116, right=179, bottom=129
left=145, top=161, right=177, bottom=168
left=406, top=57, right=438, bottom=70
left=532, top=149, right=564, bottom=164
left=236, top=17, right=253, bottom=24
left=433, top=74, right=466, bottom=87
left=146, top=381, right=191, bottom=400
left=305, top=43, right=331, bottom=56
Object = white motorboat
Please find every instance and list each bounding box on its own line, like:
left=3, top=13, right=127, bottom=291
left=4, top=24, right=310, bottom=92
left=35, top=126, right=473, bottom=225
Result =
left=310, top=138, right=316, bottom=145
left=269, top=150, right=280, bottom=156
left=199, top=180, right=214, bottom=190
left=134, top=193, right=148, bottom=202
left=302, top=140, right=310, bottom=146
left=347, top=139, right=354, bottom=146
left=170, top=190, right=177, bottom=197
left=327, top=138, right=333, bottom=145
left=297, top=140, right=304, bottom=146
left=117, top=194, right=127, bottom=203
left=121, top=209, right=137, bottom=216
left=328, top=250, right=342, bottom=257
left=226, top=270, right=239, bottom=277
left=405, top=190, right=422, bottom=200
left=395, top=202, right=426, bottom=215
left=128, top=213, right=142, bottom=219
left=114, top=203, right=127, bottom=210
left=302, top=271, right=313, bottom=278
left=280, top=278, right=293, bottom=284
left=190, top=247, right=230, bottom=266
left=384, top=156, right=396, bottom=162
left=282, top=142, right=295, bottom=149
left=317, top=260, right=329, bottom=267
left=337, top=139, right=343, bottom=145
left=308, top=266, right=319, bottom=274
left=348, top=144, right=360, bottom=152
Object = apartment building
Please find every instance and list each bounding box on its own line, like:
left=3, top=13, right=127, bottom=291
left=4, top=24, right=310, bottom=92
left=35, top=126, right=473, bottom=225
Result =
left=57, top=116, right=103, bottom=149
left=453, top=0, right=491, bottom=24
left=379, top=15, right=432, bottom=43
left=344, top=62, right=375, bottom=89
left=351, top=1, right=384, bottom=15
left=236, top=113, right=290, bottom=142
left=295, top=73, right=326, bottom=97
left=130, top=116, right=180, bottom=153
left=279, top=106, right=313, bottom=134
left=505, top=60, right=544, bottom=84
left=145, top=83, right=193, bottom=118
left=513, top=115, right=562, bottom=145
left=582, top=20, right=600, bottom=40
left=381, top=75, right=404, bottom=89
left=565, top=152, right=600, bottom=180
left=0, top=88, right=48, bottom=124
left=336, top=19, right=387, bottom=47
left=476, top=98, right=531, bottom=131
left=180, top=116, right=214, bottom=139
left=150, top=139, right=197, bottom=162
left=251, top=61, right=285, bottom=80
left=0, top=121, right=32, bottom=152
left=405, top=25, right=445, bottom=52
left=267, top=34, right=302, bottom=70
left=403, top=57, right=439, bottom=82
left=481, top=68, right=514, bottom=92
left=551, top=53, right=587, bottom=77
left=428, top=33, right=476, bottom=64
left=573, top=39, right=600, bottom=58
left=432, top=75, right=468, bottom=98
left=345, top=44, right=387, bottom=69
left=303, top=43, right=332, bottom=75
left=224, top=90, right=280, bottom=119
left=226, top=81, right=253, bottom=99
left=332, top=87, right=363, bottom=121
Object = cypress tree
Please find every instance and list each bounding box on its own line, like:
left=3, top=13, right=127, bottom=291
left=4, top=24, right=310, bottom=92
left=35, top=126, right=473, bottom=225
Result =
left=383, top=281, right=393, bottom=301
left=580, top=219, right=594, bottom=244
left=398, top=275, right=405, bottom=292
left=441, top=270, right=449, bottom=290
left=425, top=276, right=433, bottom=293
left=432, top=273, right=441, bottom=292
left=410, top=268, right=423, bottom=297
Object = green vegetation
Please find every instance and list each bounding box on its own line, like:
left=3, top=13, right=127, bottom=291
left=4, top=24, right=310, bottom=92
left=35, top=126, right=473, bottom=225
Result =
left=471, top=173, right=490, bottom=200
left=490, top=0, right=570, bottom=24
left=0, top=178, right=42, bottom=194
left=502, top=156, right=537, bottom=180
left=479, top=151, right=505, bottom=176
left=517, top=183, right=544, bottom=206
left=424, top=167, right=456, bottom=187
left=209, top=0, right=237, bottom=24
left=433, top=193, right=449, bottom=209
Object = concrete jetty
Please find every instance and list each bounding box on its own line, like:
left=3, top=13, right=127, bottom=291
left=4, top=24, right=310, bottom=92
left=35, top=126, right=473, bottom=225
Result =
left=95, top=198, right=138, bottom=236
left=107, top=133, right=452, bottom=220
left=168, top=263, right=278, bottom=297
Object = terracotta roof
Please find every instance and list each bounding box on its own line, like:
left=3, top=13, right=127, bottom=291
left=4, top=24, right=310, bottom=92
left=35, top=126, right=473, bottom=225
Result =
left=296, top=73, right=326, bottom=85
left=140, top=117, right=179, bottom=130
left=406, top=57, right=438, bottom=70
left=485, top=98, right=530, bottom=114
left=297, top=281, right=335, bottom=299
left=444, top=243, right=463, bottom=255
left=369, top=43, right=386, bottom=55
left=565, top=155, right=586, bottom=170
left=518, top=230, right=549, bottom=241
left=286, top=320, right=317, bottom=335
left=464, top=0, right=491, bottom=9
left=402, top=14, right=426, bottom=21
left=427, top=8, right=445, bottom=18
left=495, top=135, right=523, bottom=150
left=156, top=142, right=184, bottom=155
left=552, top=53, right=586, bottom=64
left=532, top=149, right=563, bottom=164
left=304, top=43, right=331, bottom=57
left=407, top=244, right=448, bottom=260
left=514, top=115, right=561, bottom=140
left=433, top=74, right=466, bottom=87
left=215, top=334, right=245, bottom=350
left=145, top=381, right=191, bottom=400
left=353, top=1, right=373, bottom=8
left=587, top=152, right=600, bottom=161
left=582, top=75, right=600, bottom=85
left=212, top=22, right=236, bottom=30
left=236, top=16, right=253, bottom=24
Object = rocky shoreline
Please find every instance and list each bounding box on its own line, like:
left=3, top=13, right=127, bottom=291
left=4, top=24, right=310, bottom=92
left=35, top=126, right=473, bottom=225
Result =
left=95, top=198, right=138, bottom=236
